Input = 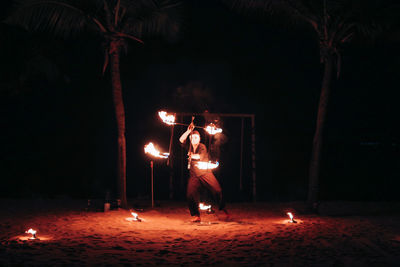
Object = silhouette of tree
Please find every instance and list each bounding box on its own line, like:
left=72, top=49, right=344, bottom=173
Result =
left=222, top=0, right=399, bottom=208
left=7, top=0, right=182, bottom=208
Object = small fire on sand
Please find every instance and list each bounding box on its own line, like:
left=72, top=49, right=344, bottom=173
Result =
left=25, top=228, right=37, bottom=240
left=126, top=212, right=144, bottom=222
left=131, top=212, right=142, bottom=222
left=287, top=212, right=297, bottom=223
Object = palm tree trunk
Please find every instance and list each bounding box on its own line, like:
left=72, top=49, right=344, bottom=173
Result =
left=109, top=41, right=128, bottom=209
left=308, top=54, right=334, bottom=207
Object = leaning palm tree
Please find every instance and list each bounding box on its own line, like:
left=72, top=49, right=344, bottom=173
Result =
left=7, top=0, right=181, bottom=208
left=223, top=0, right=397, bottom=208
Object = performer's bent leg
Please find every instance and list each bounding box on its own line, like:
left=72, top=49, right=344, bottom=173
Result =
left=200, top=173, right=226, bottom=211
left=186, top=176, right=201, bottom=217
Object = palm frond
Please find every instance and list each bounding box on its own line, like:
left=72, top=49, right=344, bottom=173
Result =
left=121, top=0, right=182, bottom=41
left=223, top=0, right=400, bottom=41
left=221, top=0, right=316, bottom=30
left=6, top=0, right=98, bottom=38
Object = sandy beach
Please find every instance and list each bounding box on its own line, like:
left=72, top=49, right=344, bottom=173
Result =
left=1, top=198, right=399, bottom=266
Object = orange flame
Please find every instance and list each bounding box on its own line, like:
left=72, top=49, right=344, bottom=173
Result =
left=144, top=142, right=169, bottom=158
left=199, top=203, right=211, bottom=211
left=158, top=111, right=175, bottom=125
left=25, top=228, right=37, bottom=239
left=130, top=212, right=143, bottom=222
left=195, top=161, right=219, bottom=170
left=205, top=123, right=222, bottom=135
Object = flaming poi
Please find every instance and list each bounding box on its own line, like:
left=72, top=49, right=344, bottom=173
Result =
left=205, top=123, right=222, bottom=135
left=158, top=111, right=176, bottom=125
left=158, top=111, right=224, bottom=137
left=199, top=203, right=212, bottom=212
left=195, top=161, right=219, bottom=170
left=144, top=142, right=169, bottom=159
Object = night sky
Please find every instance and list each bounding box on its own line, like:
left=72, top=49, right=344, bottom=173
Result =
left=1, top=0, right=399, bottom=202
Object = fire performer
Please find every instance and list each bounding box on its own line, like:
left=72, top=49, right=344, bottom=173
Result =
left=179, top=122, right=230, bottom=223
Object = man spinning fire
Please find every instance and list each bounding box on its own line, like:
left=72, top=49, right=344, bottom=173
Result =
left=179, top=122, right=230, bottom=223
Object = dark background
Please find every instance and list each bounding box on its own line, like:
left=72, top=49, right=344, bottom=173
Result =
left=1, top=1, right=399, bottom=202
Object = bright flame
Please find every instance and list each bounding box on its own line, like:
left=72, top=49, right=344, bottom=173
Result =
left=158, top=111, right=175, bottom=125
left=199, top=203, right=211, bottom=211
left=144, top=142, right=169, bottom=158
left=205, top=123, right=222, bottom=135
left=195, top=161, right=219, bottom=170
left=130, top=212, right=143, bottom=222
left=287, top=212, right=294, bottom=221
left=25, top=228, right=37, bottom=239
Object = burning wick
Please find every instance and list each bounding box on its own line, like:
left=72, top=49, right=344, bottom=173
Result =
left=158, top=111, right=176, bottom=125
left=25, top=228, right=37, bottom=239
left=287, top=212, right=297, bottom=223
left=205, top=123, right=222, bottom=135
left=131, top=212, right=142, bottom=222
left=144, top=142, right=169, bottom=159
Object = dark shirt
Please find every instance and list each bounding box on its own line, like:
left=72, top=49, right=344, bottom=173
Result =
left=181, top=140, right=210, bottom=177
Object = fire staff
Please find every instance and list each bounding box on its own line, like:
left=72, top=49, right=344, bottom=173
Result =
left=179, top=122, right=229, bottom=223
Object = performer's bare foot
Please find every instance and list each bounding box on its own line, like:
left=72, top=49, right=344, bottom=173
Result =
left=190, top=216, right=201, bottom=223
